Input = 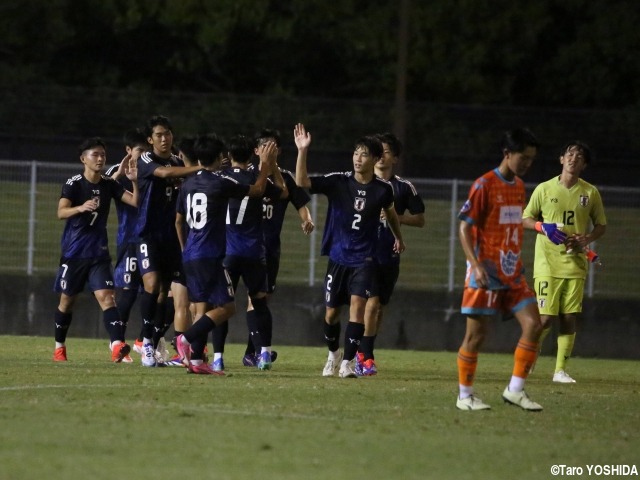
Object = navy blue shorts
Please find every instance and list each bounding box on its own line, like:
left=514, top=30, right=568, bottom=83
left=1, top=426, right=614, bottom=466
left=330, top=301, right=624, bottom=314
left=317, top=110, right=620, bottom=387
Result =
left=114, top=242, right=142, bottom=290
left=54, top=257, right=114, bottom=296
left=137, top=237, right=183, bottom=284
left=183, top=257, right=234, bottom=306
left=324, top=259, right=378, bottom=308
left=223, top=255, right=268, bottom=297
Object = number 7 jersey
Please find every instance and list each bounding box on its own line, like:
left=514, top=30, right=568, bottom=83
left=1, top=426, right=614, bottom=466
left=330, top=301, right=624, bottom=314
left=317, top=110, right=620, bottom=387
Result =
left=458, top=168, right=527, bottom=289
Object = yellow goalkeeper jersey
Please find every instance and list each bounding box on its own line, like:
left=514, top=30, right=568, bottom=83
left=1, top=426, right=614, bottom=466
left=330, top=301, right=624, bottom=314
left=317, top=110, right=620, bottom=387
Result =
left=523, top=176, right=607, bottom=279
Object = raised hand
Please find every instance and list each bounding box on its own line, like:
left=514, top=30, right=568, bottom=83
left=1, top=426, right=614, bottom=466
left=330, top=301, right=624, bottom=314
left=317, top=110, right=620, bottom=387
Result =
left=294, top=123, right=311, bottom=150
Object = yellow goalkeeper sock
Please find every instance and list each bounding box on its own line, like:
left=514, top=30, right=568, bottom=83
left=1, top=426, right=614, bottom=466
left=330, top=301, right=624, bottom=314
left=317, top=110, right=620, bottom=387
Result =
left=556, top=333, right=576, bottom=373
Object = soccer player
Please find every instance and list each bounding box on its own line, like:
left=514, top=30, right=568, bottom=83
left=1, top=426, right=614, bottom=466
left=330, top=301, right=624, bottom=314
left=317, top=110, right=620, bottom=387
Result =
left=53, top=137, right=138, bottom=363
left=105, top=128, right=148, bottom=363
left=456, top=128, right=544, bottom=411
left=175, top=137, right=280, bottom=374
left=294, top=123, right=405, bottom=378
left=240, top=128, right=315, bottom=367
left=356, top=132, right=425, bottom=376
left=523, top=141, right=607, bottom=383
left=135, top=115, right=203, bottom=367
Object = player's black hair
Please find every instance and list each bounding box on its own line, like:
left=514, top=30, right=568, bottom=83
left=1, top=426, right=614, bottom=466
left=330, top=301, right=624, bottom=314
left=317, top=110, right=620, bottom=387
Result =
left=376, top=132, right=403, bottom=157
left=78, top=137, right=106, bottom=156
left=145, top=115, right=173, bottom=137
left=560, top=140, right=593, bottom=164
left=176, top=135, right=198, bottom=164
left=501, top=128, right=540, bottom=154
left=254, top=128, right=282, bottom=148
left=123, top=128, right=147, bottom=149
left=227, top=135, right=254, bottom=164
left=354, top=135, right=383, bottom=159
left=194, top=133, right=227, bottom=167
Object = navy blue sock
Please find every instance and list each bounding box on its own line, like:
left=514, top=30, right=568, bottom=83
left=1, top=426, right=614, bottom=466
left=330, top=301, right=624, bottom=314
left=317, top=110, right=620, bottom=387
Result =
left=54, top=310, right=72, bottom=343
left=103, top=306, right=124, bottom=343
left=212, top=320, right=228, bottom=353
left=115, top=288, right=138, bottom=334
left=360, top=335, right=376, bottom=360
left=324, top=321, right=341, bottom=352
left=139, top=291, right=159, bottom=340
left=343, top=322, right=365, bottom=361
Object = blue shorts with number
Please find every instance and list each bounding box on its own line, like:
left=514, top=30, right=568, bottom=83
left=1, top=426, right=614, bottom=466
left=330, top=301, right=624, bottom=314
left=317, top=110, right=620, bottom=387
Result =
left=324, top=259, right=378, bottom=308
left=54, top=257, right=114, bottom=296
left=184, top=257, right=235, bottom=306
left=114, top=242, right=142, bottom=290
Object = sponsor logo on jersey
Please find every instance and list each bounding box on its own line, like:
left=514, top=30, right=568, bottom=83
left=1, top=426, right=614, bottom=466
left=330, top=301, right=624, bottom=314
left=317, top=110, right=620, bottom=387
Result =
left=498, top=205, right=523, bottom=224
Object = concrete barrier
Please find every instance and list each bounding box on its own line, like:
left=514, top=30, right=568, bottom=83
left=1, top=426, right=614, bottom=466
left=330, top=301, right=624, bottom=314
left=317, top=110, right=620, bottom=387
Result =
left=2, top=274, right=638, bottom=359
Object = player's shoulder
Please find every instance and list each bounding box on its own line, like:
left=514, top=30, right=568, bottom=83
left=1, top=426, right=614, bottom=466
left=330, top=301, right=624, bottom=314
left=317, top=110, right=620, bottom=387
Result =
left=105, top=163, right=120, bottom=176
left=65, top=173, right=84, bottom=186
left=576, top=177, right=600, bottom=192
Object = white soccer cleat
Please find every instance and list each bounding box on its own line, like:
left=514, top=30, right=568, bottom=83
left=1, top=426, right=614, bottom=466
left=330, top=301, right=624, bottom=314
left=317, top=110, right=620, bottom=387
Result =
left=553, top=370, right=576, bottom=383
left=140, top=342, right=157, bottom=367
left=322, top=350, right=343, bottom=377
left=338, top=358, right=358, bottom=379
left=456, top=395, right=491, bottom=411
left=502, top=387, right=543, bottom=411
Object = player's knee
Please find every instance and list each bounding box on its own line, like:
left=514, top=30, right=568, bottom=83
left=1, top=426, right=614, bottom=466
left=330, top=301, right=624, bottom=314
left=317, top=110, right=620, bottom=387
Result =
left=251, top=296, right=268, bottom=314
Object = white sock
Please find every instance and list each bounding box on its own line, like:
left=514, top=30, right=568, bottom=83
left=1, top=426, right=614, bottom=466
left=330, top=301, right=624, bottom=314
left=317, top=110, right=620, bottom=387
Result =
left=191, top=359, right=203, bottom=366
left=329, top=349, right=341, bottom=361
left=459, top=385, right=474, bottom=399
left=508, top=376, right=525, bottom=393
left=213, top=352, right=222, bottom=361
left=143, top=337, right=153, bottom=345
left=55, top=342, right=64, bottom=349
left=261, top=346, right=272, bottom=354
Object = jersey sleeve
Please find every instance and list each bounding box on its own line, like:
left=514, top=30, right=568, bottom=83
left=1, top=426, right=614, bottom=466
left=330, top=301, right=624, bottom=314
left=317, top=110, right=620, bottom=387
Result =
left=284, top=170, right=311, bottom=209
left=523, top=184, right=543, bottom=220
left=590, top=188, right=607, bottom=226
left=309, top=174, right=336, bottom=195
left=264, top=179, right=283, bottom=199
left=458, top=179, right=488, bottom=225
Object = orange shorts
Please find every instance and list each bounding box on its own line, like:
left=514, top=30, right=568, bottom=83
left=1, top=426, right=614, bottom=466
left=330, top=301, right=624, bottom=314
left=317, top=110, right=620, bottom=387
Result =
left=461, top=277, right=536, bottom=316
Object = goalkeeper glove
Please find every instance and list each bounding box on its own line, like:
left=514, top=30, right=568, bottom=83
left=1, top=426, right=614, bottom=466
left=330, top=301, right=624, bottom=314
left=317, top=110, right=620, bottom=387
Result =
left=535, top=221, right=567, bottom=245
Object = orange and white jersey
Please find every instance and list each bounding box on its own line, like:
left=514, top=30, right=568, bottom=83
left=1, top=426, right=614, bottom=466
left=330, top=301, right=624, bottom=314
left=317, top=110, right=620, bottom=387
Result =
left=458, top=168, right=527, bottom=289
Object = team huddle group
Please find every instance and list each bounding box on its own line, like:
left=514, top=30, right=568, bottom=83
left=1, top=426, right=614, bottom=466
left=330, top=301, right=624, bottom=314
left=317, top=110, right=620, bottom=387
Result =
left=51, top=116, right=606, bottom=411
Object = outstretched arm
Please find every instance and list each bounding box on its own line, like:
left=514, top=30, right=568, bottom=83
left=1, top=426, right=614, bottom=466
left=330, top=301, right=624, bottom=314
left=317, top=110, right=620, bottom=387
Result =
left=294, top=123, right=312, bottom=188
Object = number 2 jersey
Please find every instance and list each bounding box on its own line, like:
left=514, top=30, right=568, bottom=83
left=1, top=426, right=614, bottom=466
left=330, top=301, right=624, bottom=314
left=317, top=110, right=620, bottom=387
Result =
left=458, top=168, right=527, bottom=289
left=310, top=172, right=394, bottom=267
left=59, top=173, right=125, bottom=260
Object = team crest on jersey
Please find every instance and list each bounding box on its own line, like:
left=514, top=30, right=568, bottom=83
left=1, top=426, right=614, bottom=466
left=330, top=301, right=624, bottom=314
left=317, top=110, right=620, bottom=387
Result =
left=354, top=197, right=366, bottom=212
left=92, top=195, right=100, bottom=208
left=499, top=249, right=519, bottom=277
left=579, top=194, right=589, bottom=207
left=538, top=298, right=546, bottom=309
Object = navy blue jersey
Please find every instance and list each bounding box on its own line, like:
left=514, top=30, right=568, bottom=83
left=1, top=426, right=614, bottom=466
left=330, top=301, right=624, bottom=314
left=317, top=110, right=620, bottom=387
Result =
left=249, top=165, right=311, bottom=255
left=105, top=163, right=138, bottom=247
left=135, top=151, right=183, bottom=241
left=222, top=166, right=282, bottom=259
left=376, top=175, right=425, bottom=265
left=311, top=172, right=394, bottom=267
left=59, top=173, right=125, bottom=259
left=177, top=169, right=250, bottom=262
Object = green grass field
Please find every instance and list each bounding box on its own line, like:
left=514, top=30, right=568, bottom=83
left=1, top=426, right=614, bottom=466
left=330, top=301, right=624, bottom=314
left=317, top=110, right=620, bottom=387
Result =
left=1, top=336, right=638, bottom=480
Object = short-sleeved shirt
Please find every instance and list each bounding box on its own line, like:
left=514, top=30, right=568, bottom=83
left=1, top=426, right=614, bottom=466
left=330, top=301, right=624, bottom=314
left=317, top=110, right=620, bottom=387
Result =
left=523, top=176, right=607, bottom=279
left=221, top=165, right=282, bottom=259
left=311, top=172, right=394, bottom=268
left=249, top=166, right=311, bottom=256
left=135, top=151, right=183, bottom=242
left=59, top=173, right=125, bottom=260
left=376, top=175, right=425, bottom=265
left=176, top=169, right=250, bottom=262
left=458, top=168, right=527, bottom=289
left=105, top=163, right=138, bottom=248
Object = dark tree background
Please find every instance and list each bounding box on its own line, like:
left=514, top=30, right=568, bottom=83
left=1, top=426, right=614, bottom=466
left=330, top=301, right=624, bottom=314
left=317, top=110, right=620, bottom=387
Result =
left=2, top=0, right=638, bottom=108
